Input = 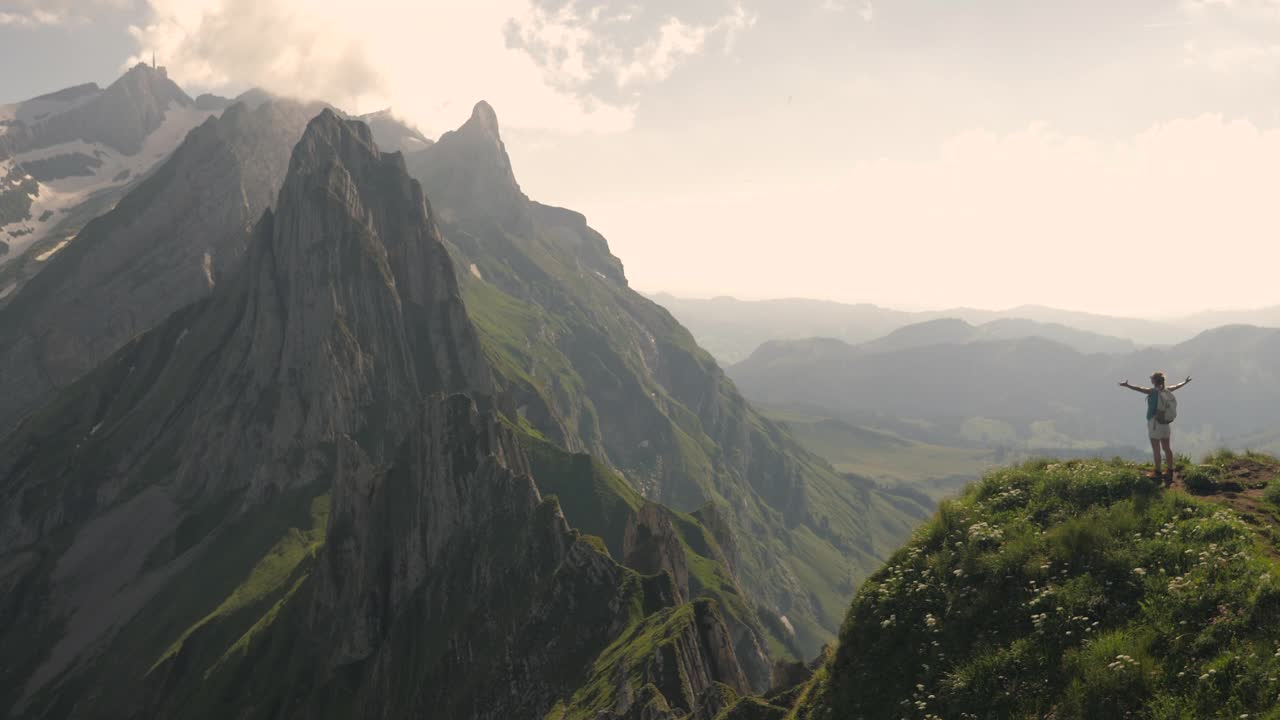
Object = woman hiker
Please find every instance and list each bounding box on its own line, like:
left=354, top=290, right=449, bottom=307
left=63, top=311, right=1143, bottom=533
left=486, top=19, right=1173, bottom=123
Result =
left=1119, top=372, right=1191, bottom=483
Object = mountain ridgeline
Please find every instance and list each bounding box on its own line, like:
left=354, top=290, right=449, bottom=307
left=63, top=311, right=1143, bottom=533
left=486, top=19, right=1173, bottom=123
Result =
left=0, top=97, right=928, bottom=718
left=3, top=70, right=1278, bottom=720
left=650, top=294, right=1188, bottom=364
left=0, top=96, right=327, bottom=434
left=730, top=322, right=1280, bottom=455
left=1, top=65, right=215, bottom=287
left=397, top=101, right=930, bottom=655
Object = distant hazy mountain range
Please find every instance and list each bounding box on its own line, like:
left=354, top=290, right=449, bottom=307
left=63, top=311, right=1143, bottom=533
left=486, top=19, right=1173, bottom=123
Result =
left=729, top=322, right=1280, bottom=457
left=649, top=293, right=1280, bottom=364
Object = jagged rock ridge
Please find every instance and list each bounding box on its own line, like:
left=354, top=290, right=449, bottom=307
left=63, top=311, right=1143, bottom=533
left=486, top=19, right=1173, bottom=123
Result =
left=0, top=110, right=748, bottom=719
left=0, top=98, right=328, bottom=434
left=404, top=100, right=930, bottom=655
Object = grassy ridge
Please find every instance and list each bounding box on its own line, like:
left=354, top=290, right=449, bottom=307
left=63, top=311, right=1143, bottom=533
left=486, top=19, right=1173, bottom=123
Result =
left=789, top=453, right=1280, bottom=720
left=17, top=484, right=329, bottom=718
left=459, top=255, right=931, bottom=656
left=523, top=430, right=790, bottom=664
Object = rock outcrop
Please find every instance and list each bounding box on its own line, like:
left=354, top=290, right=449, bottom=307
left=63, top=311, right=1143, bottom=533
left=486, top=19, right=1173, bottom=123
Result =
left=0, top=98, right=328, bottom=433
left=403, top=100, right=926, bottom=657
left=0, top=64, right=192, bottom=160
left=0, top=65, right=214, bottom=266
left=0, top=110, right=747, bottom=720
left=0, top=109, right=486, bottom=709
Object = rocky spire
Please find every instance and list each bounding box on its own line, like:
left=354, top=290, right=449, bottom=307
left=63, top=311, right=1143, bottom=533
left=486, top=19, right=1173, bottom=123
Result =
left=405, top=100, right=526, bottom=228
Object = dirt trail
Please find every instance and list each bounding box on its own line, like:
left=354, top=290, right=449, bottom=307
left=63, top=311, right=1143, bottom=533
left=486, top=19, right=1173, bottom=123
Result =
left=1165, top=455, right=1280, bottom=558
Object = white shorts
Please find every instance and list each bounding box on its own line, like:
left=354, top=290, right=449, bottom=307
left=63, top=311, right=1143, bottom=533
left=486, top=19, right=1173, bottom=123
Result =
left=1148, top=418, right=1171, bottom=441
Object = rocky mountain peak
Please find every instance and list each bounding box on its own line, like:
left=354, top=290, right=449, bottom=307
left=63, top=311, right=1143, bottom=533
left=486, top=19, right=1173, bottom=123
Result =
left=406, top=100, right=525, bottom=226
left=280, top=108, right=377, bottom=186
left=462, top=100, right=501, bottom=138
left=0, top=62, right=198, bottom=159
left=236, top=110, right=488, bottom=462
left=113, top=62, right=190, bottom=101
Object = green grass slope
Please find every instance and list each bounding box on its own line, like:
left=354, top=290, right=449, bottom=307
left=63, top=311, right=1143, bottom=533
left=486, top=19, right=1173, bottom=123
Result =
left=11, top=484, right=329, bottom=718
left=522, top=430, right=788, bottom=672
left=405, top=106, right=934, bottom=655
left=458, top=256, right=932, bottom=656
left=788, top=453, right=1280, bottom=720
left=764, top=410, right=994, bottom=499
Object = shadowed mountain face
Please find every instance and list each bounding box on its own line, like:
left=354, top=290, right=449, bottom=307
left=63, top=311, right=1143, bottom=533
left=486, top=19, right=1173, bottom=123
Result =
left=402, top=102, right=931, bottom=656
left=0, top=98, right=328, bottom=435
left=0, top=109, right=485, bottom=711
left=1, top=65, right=214, bottom=271
left=0, top=111, right=751, bottom=720
left=0, top=93, right=935, bottom=716
left=0, top=64, right=193, bottom=159
left=730, top=324, right=1280, bottom=453
left=357, top=108, right=434, bottom=154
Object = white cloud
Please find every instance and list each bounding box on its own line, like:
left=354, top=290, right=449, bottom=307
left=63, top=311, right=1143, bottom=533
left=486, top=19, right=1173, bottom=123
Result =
left=614, top=17, right=716, bottom=87
left=128, top=0, right=754, bottom=134
left=509, top=1, right=755, bottom=91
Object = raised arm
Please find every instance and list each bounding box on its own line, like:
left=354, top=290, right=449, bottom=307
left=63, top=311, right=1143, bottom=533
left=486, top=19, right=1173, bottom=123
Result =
left=1169, top=375, right=1192, bottom=391
left=1118, top=381, right=1153, bottom=394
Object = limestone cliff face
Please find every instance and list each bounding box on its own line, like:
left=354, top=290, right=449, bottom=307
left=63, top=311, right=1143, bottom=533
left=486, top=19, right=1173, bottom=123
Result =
left=311, top=393, right=545, bottom=667
left=283, top=394, right=739, bottom=719
left=0, top=109, right=750, bottom=720
left=403, top=101, right=923, bottom=657
left=0, top=98, right=329, bottom=434
left=624, top=504, right=693, bottom=601
left=621, top=504, right=772, bottom=692
left=0, top=110, right=488, bottom=713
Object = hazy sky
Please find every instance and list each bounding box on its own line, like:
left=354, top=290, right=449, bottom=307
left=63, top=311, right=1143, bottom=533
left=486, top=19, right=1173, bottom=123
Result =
left=3, top=0, right=1279, bottom=316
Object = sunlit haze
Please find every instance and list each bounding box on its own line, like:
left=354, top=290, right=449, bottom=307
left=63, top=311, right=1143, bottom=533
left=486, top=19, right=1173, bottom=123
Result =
left=5, top=0, right=1279, bottom=316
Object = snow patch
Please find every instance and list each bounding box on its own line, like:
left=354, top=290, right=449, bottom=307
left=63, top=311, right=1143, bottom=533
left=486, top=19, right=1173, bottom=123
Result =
left=202, top=251, right=215, bottom=288
left=0, top=105, right=214, bottom=266
left=0, top=88, right=101, bottom=130
left=469, top=262, right=483, bottom=280
left=779, top=615, right=796, bottom=636
left=34, top=239, right=69, bottom=262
